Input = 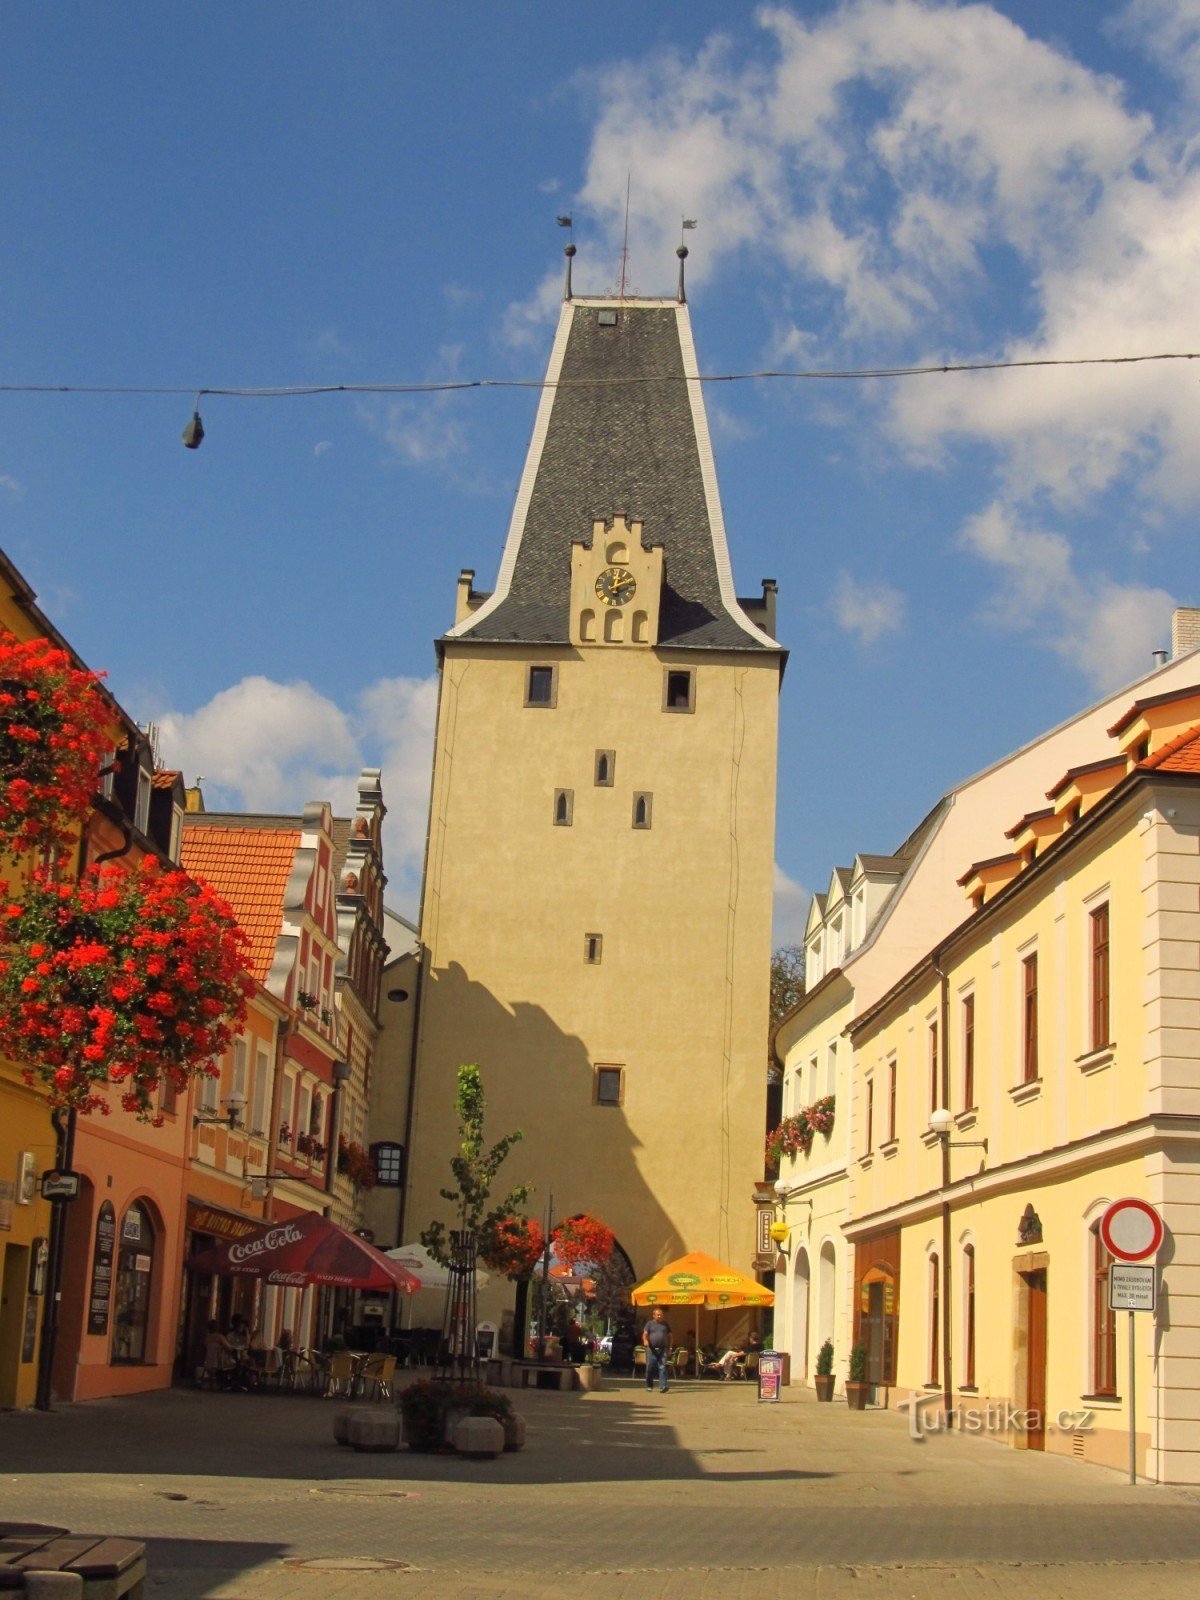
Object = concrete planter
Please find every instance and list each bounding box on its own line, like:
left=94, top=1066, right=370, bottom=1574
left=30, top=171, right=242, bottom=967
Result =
left=575, top=1364, right=603, bottom=1392
left=502, top=1412, right=527, bottom=1451
left=452, top=1415, right=504, bottom=1459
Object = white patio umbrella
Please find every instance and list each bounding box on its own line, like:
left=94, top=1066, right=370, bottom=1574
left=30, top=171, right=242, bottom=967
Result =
left=384, top=1242, right=490, bottom=1292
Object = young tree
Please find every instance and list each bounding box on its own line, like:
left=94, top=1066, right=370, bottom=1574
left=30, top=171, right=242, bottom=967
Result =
left=420, top=1063, right=531, bottom=1264
left=770, top=943, right=806, bottom=1030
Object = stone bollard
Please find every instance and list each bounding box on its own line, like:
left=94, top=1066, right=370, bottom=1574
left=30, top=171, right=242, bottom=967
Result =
left=24, top=1575, right=84, bottom=1600
left=348, top=1410, right=401, bottom=1453
left=334, top=1406, right=369, bottom=1446
left=502, top=1411, right=527, bottom=1452
left=452, top=1415, right=504, bottom=1459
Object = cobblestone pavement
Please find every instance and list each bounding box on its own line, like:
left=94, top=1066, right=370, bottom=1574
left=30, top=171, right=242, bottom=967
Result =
left=1, top=1377, right=1198, bottom=1599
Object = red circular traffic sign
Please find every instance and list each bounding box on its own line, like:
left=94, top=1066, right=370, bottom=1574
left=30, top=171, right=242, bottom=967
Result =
left=1100, top=1198, right=1165, bottom=1262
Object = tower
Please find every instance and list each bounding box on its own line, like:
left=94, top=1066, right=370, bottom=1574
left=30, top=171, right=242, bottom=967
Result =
left=405, top=289, right=784, bottom=1299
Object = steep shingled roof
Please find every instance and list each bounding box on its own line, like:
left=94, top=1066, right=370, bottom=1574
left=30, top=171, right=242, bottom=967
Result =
left=450, top=300, right=778, bottom=653
left=181, top=824, right=300, bottom=982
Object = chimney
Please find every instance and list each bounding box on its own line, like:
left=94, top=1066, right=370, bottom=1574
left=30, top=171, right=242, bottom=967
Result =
left=1172, top=606, right=1200, bottom=659
left=1151, top=649, right=1168, bottom=668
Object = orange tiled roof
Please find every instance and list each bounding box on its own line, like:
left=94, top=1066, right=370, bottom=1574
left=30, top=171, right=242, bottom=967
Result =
left=152, top=769, right=181, bottom=789
left=181, top=825, right=300, bottom=981
left=1140, top=722, right=1200, bottom=774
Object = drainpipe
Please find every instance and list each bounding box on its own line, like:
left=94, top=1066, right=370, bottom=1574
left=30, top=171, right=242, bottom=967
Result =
left=394, top=942, right=428, bottom=1249
left=932, top=947, right=954, bottom=1426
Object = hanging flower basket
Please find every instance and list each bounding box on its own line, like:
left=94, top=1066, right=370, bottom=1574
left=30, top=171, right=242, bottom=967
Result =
left=479, top=1213, right=545, bottom=1279
left=765, top=1096, right=837, bottom=1167
left=0, top=632, right=112, bottom=858
left=552, top=1213, right=615, bottom=1272
left=0, top=857, right=253, bottom=1119
left=337, top=1134, right=376, bottom=1189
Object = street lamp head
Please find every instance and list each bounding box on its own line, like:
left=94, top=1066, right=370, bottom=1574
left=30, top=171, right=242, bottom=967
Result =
left=223, top=1091, right=246, bottom=1128
left=928, top=1107, right=953, bottom=1137
left=773, top=1177, right=789, bottom=1199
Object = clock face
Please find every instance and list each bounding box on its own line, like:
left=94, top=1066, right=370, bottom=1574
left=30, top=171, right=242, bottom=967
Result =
left=596, top=565, right=636, bottom=606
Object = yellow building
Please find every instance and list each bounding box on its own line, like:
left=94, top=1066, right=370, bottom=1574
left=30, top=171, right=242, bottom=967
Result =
left=404, top=288, right=784, bottom=1315
left=772, top=618, right=1200, bottom=1443
left=845, top=682, right=1200, bottom=1482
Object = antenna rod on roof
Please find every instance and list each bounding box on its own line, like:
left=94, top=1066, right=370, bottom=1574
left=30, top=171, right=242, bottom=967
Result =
left=557, top=214, right=575, bottom=301
left=618, top=174, right=631, bottom=302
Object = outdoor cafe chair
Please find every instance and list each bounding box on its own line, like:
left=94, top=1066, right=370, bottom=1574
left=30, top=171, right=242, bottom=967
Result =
left=357, top=1354, right=396, bottom=1402
left=324, top=1351, right=359, bottom=1399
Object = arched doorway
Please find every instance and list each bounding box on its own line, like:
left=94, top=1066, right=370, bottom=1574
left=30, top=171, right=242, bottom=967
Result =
left=818, top=1238, right=837, bottom=1350
left=791, top=1248, right=811, bottom=1380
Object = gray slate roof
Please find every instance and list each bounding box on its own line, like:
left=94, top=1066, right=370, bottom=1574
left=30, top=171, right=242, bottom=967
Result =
left=456, top=301, right=774, bottom=652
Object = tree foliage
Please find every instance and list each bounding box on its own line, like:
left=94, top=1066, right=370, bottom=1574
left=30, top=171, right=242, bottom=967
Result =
left=770, top=943, right=806, bottom=1031
left=420, top=1063, right=531, bottom=1265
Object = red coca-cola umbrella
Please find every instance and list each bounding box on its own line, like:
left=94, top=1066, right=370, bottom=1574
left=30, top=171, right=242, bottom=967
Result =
left=189, top=1212, right=421, bottom=1293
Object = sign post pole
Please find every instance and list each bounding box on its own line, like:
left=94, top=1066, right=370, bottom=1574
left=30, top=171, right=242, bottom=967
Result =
left=1127, top=1309, right=1136, bottom=1487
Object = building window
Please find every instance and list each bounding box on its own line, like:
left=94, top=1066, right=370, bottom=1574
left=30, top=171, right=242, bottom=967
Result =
left=232, top=1039, right=248, bottom=1106
left=864, top=1077, right=874, bottom=1154
left=251, top=1048, right=270, bottom=1136
left=595, top=749, right=615, bottom=787
left=962, top=993, right=975, bottom=1110
left=595, top=1065, right=624, bottom=1106
left=825, top=1043, right=837, bottom=1098
left=928, top=1018, right=939, bottom=1114
left=887, top=1058, right=897, bottom=1143
left=371, top=1142, right=404, bottom=1188
left=584, top=933, right=603, bottom=964
left=159, top=1074, right=178, bottom=1117
left=111, top=1202, right=156, bottom=1365
left=632, top=792, right=653, bottom=829
left=134, top=765, right=152, bottom=835
left=526, top=665, right=557, bottom=707
left=662, top=668, right=695, bottom=713
left=928, top=1253, right=940, bottom=1386
left=1090, top=904, right=1110, bottom=1050
left=199, top=1063, right=220, bottom=1114
left=963, top=1245, right=976, bottom=1388
left=1022, top=952, right=1039, bottom=1082
left=1092, top=1225, right=1117, bottom=1396
left=553, top=788, right=574, bottom=826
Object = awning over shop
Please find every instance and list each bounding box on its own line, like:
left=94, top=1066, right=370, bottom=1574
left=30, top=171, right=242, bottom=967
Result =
left=186, top=1198, right=267, bottom=1244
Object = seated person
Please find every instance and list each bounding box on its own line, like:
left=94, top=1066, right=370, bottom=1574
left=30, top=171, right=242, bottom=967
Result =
left=202, top=1320, right=234, bottom=1385
left=704, top=1346, right=746, bottom=1379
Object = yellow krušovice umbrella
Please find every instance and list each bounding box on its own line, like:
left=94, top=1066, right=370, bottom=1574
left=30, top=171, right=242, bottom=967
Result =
left=631, top=1251, right=774, bottom=1309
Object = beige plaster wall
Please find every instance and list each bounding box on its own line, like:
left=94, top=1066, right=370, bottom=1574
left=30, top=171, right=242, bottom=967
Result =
left=407, top=639, right=779, bottom=1316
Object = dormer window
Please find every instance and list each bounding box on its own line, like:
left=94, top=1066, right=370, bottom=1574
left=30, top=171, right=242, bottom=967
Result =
left=134, top=766, right=152, bottom=835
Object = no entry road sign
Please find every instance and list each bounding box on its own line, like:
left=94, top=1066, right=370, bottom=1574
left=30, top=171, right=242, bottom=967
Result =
left=1099, top=1198, right=1165, bottom=1262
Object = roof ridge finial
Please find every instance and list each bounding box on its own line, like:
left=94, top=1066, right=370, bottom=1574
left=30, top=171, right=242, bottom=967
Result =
left=557, top=214, right=575, bottom=301
left=678, top=218, right=697, bottom=304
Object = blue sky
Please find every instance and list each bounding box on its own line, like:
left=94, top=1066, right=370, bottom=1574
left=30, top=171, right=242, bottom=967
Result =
left=3, top=1, right=1199, bottom=935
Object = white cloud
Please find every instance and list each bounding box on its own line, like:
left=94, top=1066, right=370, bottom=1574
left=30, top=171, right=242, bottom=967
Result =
left=155, top=673, right=438, bottom=915
left=313, top=440, right=333, bottom=458
left=501, top=267, right=565, bottom=350
left=773, top=863, right=812, bottom=947
left=959, top=501, right=1175, bottom=690
left=0, top=474, right=24, bottom=499
left=831, top=571, right=906, bottom=645
left=566, top=1, right=1195, bottom=680
left=310, top=326, right=352, bottom=360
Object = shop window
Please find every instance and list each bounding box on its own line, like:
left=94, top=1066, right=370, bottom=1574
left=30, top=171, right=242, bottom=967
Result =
left=963, top=1244, right=976, bottom=1388
left=111, top=1202, right=156, bottom=1365
left=1091, top=1224, right=1117, bottom=1396
left=928, top=1253, right=940, bottom=1387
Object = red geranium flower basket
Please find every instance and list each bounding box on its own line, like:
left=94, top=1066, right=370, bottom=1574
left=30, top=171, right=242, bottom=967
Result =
left=0, top=858, right=253, bottom=1119
left=0, top=632, right=111, bottom=858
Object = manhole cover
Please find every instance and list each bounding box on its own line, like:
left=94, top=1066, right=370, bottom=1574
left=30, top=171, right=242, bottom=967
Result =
left=311, top=1487, right=419, bottom=1500
left=283, top=1557, right=412, bottom=1573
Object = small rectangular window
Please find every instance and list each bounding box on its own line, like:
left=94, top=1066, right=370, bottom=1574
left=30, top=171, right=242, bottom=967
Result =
left=134, top=766, right=152, bottom=834
left=371, top=1142, right=404, bottom=1187
left=632, top=792, right=653, bottom=829
left=962, top=994, right=975, bottom=1110
left=526, top=665, right=557, bottom=707
left=159, top=1074, right=178, bottom=1117
left=928, top=1018, right=939, bottom=1113
left=1022, top=952, right=1039, bottom=1082
left=594, top=749, right=615, bottom=787
left=887, top=1058, right=897, bottom=1142
left=595, top=1065, right=624, bottom=1105
left=663, top=668, right=695, bottom=713
left=864, top=1077, right=874, bottom=1154
left=585, top=933, right=603, bottom=964
left=597, top=309, right=618, bottom=327
left=1090, top=905, right=1110, bottom=1050
left=553, top=788, right=574, bottom=826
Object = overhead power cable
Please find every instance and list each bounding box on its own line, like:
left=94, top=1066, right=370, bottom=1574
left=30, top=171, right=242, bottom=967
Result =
left=1, top=348, right=1199, bottom=401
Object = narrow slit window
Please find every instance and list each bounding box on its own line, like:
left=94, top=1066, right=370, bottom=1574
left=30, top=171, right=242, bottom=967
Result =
left=595, top=750, right=615, bottom=787
left=1090, top=904, right=1110, bottom=1050
left=962, top=994, right=975, bottom=1110
left=632, top=792, right=652, bottom=829
left=1022, top=952, right=1039, bottom=1082
left=663, top=669, right=695, bottom=712
left=585, top=933, right=603, bottom=964
left=553, top=789, right=574, bottom=826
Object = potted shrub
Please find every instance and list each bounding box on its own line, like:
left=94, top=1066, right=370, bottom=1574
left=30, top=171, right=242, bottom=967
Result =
left=814, top=1338, right=835, bottom=1401
left=845, top=1342, right=870, bottom=1410
left=399, top=1380, right=446, bottom=1452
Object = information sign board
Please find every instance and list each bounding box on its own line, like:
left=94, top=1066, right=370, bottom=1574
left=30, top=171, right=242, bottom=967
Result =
left=757, top=1351, right=783, bottom=1404
left=1109, top=1263, right=1157, bottom=1312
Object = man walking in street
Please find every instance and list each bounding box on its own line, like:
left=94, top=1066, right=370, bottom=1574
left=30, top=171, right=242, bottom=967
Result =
left=642, top=1306, right=672, bottom=1393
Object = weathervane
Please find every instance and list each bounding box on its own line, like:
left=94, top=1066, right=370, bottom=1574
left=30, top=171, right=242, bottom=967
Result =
left=678, top=217, right=697, bottom=303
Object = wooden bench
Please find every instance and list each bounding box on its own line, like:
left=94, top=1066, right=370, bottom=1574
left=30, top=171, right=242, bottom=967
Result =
left=0, top=1528, right=146, bottom=1600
